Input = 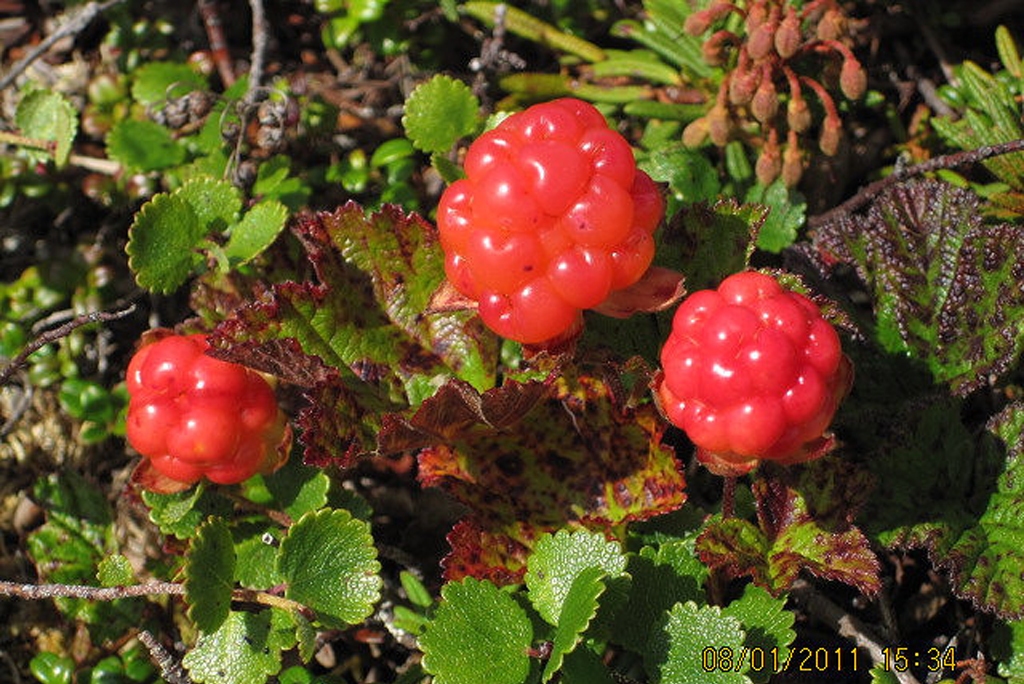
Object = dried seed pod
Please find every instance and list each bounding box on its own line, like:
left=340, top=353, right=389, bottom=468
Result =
left=781, top=131, right=804, bottom=186
left=840, top=57, right=867, bottom=99
left=816, top=8, right=846, bottom=42
left=751, top=73, right=779, bottom=123
left=819, top=115, right=842, bottom=156
left=707, top=103, right=732, bottom=147
left=786, top=94, right=812, bottom=133
left=775, top=8, right=802, bottom=59
left=755, top=130, right=782, bottom=185
left=682, top=116, right=710, bottom=148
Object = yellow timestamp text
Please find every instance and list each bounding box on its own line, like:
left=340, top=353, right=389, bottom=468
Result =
left=882, top=646, right=957, bottom=673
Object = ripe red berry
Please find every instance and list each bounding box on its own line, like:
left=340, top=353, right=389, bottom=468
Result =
left=125, top=331, right=290, bottom=487
left=437, top=98, right=664, bottom=344
left=656, top=271, right=852, bottom=475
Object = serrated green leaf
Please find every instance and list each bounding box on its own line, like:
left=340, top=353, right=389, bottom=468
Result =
left=106, top=119, right=186, bottom=171
left=542, top=566, right=607, bottom=683
left=560, top=647, right=618, bottom=684
left=176, top=176, right=243, bottom=231
left=260, top=456, right=331, bottom=520
left=658, top=200, right=760, bottom=292
left=185, top=518, right=237, bottom=633
left=647, top=602, right=749, bottom=684
left=721, top=584, right=796, bottom=684
left=745, top=180, right=806, bottom=253
left=641, top=145, right=720, bottom=204
left=992, top=618, right=1024, bottom=682
left=525, top=529, right=627, bottom=626
left=224, top=199, right=288, bottom=265
left=403, top=75, right=480, bottom=154
left=277, top=509, right=381, bottom=627
left=97, top=554, right=135, bottom=587
left=126, top=191, right=208, bottom=293
left=131, top=61, right=208, bottom=105
left=15, top=88, right=78, bottom=166
left=807, top=179, right=1024, bottom=395
left=419, top=577, right=533, bottom=684
left=142, top=485, right=234, bottom=539
left=233, top=525, right=285, bottom=589
left=182, top=610, right=285, bottom=684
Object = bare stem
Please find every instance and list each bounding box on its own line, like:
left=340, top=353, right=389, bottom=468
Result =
left=0, top=303, right=137, bottom=387
left=808, top=138, right=1024, bottom=228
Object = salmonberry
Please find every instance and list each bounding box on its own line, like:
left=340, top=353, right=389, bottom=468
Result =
left=125, top=331, right=290, bottom=487
left=655, top=271, right=852, bottom=475
left=437, top=98, right=664, bottom=344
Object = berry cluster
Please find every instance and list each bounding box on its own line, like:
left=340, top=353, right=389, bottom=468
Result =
left=125, top=332, right=290, bottom=486
left=437, top=97, right=664, bottom=344
left=656, top=271, right=851, bottom=475
left=682, top=0, right=866, bottom=186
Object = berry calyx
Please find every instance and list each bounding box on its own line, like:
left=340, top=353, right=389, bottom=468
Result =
left=125, top=330, right=290, bottom=488
left=437, top=98, right=664, bottom=345
left=655, top=271, right=852, bottom=476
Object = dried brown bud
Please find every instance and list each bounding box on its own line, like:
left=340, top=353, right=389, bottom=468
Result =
left=819, top=115, right=842, bottom=156
left=781, top=132, right=803, bottom=186
left=786, top=95, right=812, bottom=133
left=707, top=104, right=732, bottom=147
left=816, top=9, right=846, bottom=42
left=747, top=23, right=776, bottom=60
left=755, top=132, right=782, bottom=186
left=751, top=76, right=779, bottom=123
left=840, top=57, right=867, bottom=99
left=682, top=117, right=710, bottom=148
left=774, top=9, right=802, bottom=59
left=729, top=66, right=759, bottom=105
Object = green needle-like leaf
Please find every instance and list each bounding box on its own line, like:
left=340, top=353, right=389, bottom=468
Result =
left=525, top=529, right=627, bottom=626
left=419, top=577, right=533, bottom=684
left=277, top=509, right=381, bottom=627
left=185, top=518, right=237, bottom=634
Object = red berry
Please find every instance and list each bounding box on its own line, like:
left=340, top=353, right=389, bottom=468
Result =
left=437, top=98, right=664, bottom=344
left=125, top=332, right=290, bottom=487
left=656, top=271, right=852, bottom=475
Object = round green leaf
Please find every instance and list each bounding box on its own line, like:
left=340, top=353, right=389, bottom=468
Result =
left=224, top=199, right=289, bottom=265
left=402, top=75, right=480, bottom=154
left=525, top=529, right=627, bottom=625
left=106, top=119, right=186, bottom=171
left=97, top=554, right=135, bottom=587
left=648, top=602, right=747, bottom=684
left=131, top=61, right=208, bottom=106
left=277, top=509, right=381, bottom=627
left=16, top=88, right=78, bottom=166
left=182, top=610, right=287, bottom=684
left=126, top=191, right=206, bottom=293
left=420, top=577, right=533, bottom=684
left=176, top=176, right=243, bottom=232
left=185, top=517, right=237, bottom=634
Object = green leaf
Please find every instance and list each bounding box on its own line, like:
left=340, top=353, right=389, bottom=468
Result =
left=560, top=647, right=618, bottom=684
left=992, top=618, right=1024, bottom=682
left=233, top=525, right=285, bottom=589
left=400, top=570, right=433, bottom=609
left=525, top=529, right=627, bottom=626
left=403, top=75, right=480, bottom=154
left=277, top=508, right=381, bottom=627
left=542, top=566, right=607, bottom=683
left=805, top=179, right=1024, bottom=395
left=745, top=180, right=806, bottom=253
left=462, top=1, right=606, bottom=62
left=647, top=601, right=749, bottom=684
left=97, top=554, right=135, bottom=587
left=225, top=199, right=289, bottom=265
left=29, top=652, right=74, bottom=684
left=15, top=88, right=78, bottom=166
left=420, top=577, right=533, bottom=684
left=720, top=584, right=796, bottom=684
left=106, top=119, right=186, bottom=171
left=131, top=61, right=208, bottom=106
left=260, top=455, right=331, bottom=520
left=182, top=610, right=288, bottom=684
left=175, top=176, right=243, bottom=231
left=185, top=517, right=237, bottom=633
left=142, top=485, right=233, bottom=539
left=126, top=191, right=207, bottom=293
left=658, top=200, right=761, bottom=292
left=642, top=145, right=721, bottom=204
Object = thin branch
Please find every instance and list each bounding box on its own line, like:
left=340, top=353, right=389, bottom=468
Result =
left=197, top=0, right=235, bottom=87
left=0, top=303, right=137, bottom=387
left=0, top=0, right=127, bottom=92
left=138, top=630, right=192, bottom=684
left=790, top=578, right=922, bottom=684
left=808, top=138, right=1024, bottom=229
left=246, top=0, right=268, bottom=97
